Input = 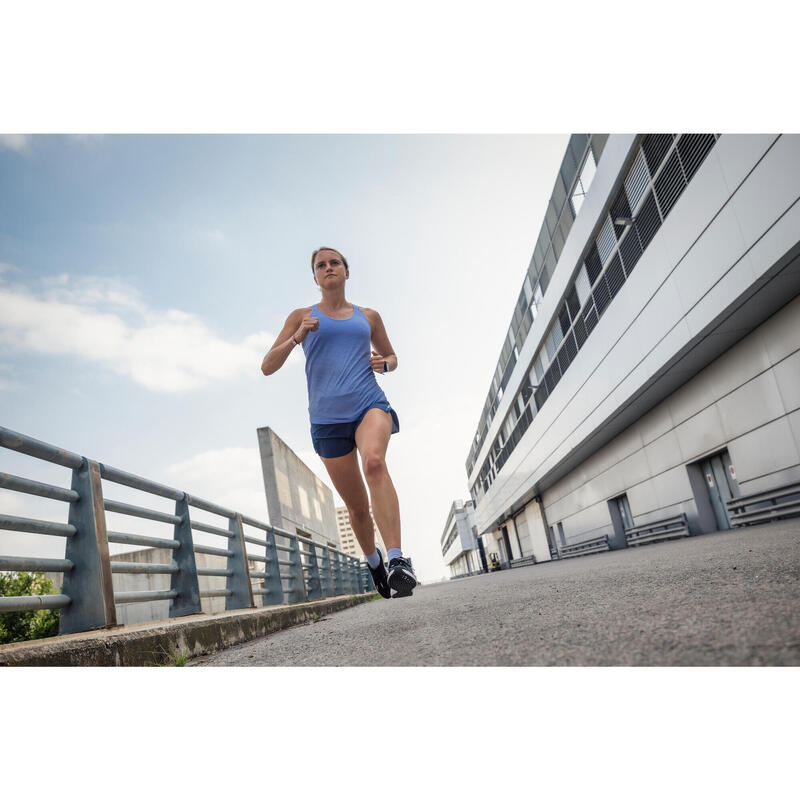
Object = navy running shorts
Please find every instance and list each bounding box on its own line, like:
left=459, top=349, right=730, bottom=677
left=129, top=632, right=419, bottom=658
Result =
left=311, top=402, right=400, bottom=459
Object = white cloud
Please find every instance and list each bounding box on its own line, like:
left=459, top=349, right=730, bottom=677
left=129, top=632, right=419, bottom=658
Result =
left=165, top=444, right=340, bottom=520
left=0, top=274, right=299, bottom=392
left=0, top=134, right=31, bottom=152
left=0, top=377, right=24, bottom=391
left=165, top=446, right=270, bottom=522
left=0, top=261, right=20, bottom=277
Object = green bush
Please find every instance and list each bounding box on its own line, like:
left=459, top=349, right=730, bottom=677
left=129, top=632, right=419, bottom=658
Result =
left=0, top=571, right=60, bottom=645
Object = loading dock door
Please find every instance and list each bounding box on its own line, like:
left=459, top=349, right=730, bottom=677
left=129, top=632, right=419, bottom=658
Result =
left=700, top=451, right=740, bottom=530
left=500, top=526, right=513, bottom=564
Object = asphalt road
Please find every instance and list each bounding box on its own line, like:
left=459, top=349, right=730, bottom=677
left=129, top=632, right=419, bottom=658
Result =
left=189, top=519, right=800, bottom=666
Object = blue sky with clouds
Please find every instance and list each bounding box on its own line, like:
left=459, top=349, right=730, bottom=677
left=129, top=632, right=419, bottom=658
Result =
left=0, top=133, right=569, bottom=582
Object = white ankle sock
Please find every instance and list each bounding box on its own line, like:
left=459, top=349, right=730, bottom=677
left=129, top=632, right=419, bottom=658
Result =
left=365, top=549, right=382, bottom=569
left=388, top=547, right=402, bottom=562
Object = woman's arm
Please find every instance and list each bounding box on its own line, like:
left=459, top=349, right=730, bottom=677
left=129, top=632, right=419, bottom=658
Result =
left=363, top=308, right=398, bottom=373
left=261, top=308, right=316, bottom=375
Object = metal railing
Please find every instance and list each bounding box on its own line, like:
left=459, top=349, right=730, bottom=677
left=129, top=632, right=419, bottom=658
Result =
left=0, top=425, right=371, bottom=635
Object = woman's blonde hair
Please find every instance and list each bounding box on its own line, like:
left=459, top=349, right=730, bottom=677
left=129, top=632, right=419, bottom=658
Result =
left=311, top=246, right=349, bottom=274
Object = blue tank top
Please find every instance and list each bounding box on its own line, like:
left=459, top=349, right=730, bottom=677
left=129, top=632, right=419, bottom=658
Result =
left=302, top=304, right=389, bottom=424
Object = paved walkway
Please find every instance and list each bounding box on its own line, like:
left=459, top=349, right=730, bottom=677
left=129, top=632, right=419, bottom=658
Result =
left=189, top=520, right=800, bottom=666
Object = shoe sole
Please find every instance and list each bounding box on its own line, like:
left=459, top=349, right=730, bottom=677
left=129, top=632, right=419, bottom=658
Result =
left=389, top=569, right=417, bottom=598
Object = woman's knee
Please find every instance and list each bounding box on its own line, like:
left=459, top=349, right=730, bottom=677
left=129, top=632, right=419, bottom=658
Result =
left=347, top=502, right=371, bottom=521
left=362, top=452, right=387, bottom=481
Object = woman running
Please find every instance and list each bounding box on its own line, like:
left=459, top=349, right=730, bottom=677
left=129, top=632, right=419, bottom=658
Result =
left=261, top=246, right=417, bottom=599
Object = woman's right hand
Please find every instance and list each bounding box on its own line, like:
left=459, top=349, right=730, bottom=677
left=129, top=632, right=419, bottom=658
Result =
left=294, top=316, right=319, bottom=343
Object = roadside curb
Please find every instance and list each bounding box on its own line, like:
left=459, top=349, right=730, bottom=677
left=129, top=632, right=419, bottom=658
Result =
left=0, top=593, right=376, bottom=666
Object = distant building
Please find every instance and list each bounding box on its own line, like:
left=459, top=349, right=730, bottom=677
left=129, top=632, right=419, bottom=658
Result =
left=257, top=426, right=338, bottom=548
left=335, top=505, right=386, bottom=559
left=441, top=500, right=482, bottom=578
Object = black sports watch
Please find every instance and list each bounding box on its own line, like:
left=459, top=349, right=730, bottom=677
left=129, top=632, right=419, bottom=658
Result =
left=383, top=360, right=388, bottom=373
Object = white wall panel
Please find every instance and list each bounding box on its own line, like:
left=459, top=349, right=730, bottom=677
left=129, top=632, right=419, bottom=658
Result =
left=712, top=134, right=778, bottom=195
left=672, top=204, right=749, bottom=316
left=673, top=404, right=727, bottom=462
left=758, top=294, right=800, bottom=365
left=639, top=402, right=676, bottom=447
left=705, top=324, right=774, bottom=398
left=773, top=350, right=800, bottom=413
left=729, top=417, right=800, bottom=483
left=717, top=371, right=787, bottom=440
left=643, top=429, right=684, bottom=476
left=626, top=479, right=661, bottom=519
left=727, top=135, right=800, bottom=247
left=521, top=501, right=551, bottom=562
left=652, top=465, right=694, bottom=508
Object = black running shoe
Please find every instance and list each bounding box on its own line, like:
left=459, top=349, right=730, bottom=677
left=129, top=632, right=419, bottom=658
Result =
left=387, top=556, right=417, bottom=598
left=367, top=549, right=391, bottom=599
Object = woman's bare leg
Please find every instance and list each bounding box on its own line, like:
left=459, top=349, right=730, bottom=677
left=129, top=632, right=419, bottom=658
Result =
left=354, top=408, right=400, bottom=551
left=319, top=448, right=376, bottom=555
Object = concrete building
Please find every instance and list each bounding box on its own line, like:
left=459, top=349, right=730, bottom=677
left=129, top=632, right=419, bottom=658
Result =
left=465, top=134, right=800, bottom=560
left=335, top=505, right=386, bottom=559
left=257, top=426, right=338, bottom=548
left=440, top=500, right=483, bottom=578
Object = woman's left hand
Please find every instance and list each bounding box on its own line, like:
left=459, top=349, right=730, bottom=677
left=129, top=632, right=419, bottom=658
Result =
left=370, top=349, right=386, bottom=373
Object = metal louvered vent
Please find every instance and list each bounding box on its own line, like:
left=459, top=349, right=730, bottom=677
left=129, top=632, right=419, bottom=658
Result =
left=573, top=313, right=588, bottom=348
left=635, top=191, right=662, bottom=249
left=550, top=320, right=564, bottom=349
left=557, top=345, right=571, bottom=375
left=574, top=265, right=591, bottom=304
left=566, top=286, right=580, bottom=319
left=564, top=330, right=578, bottom=361
left=676, top=134, right=717, bottom=182
left=558, top=305, right=571, bottom=335
left=585, top=243, right=603, bottom=285
left=654, top=148, right=686, bottom=219
left=596, top=215, right=616, bottom=264
left=625, top=148, right=650, bottom=213
left=593, top=277, right=611, bottom=315
left=544, top=365, right=556, bottom=393
left=642, top=134, right=674, bottom=176
left=584, top=303, right=598, bottom=334
left=610, top=186, right=632, bottom=240
left=605, top=253, right=626, bottom=299
left=550, top=359, right=561, bottom=387
left=619, top=226, right=643, bottom=276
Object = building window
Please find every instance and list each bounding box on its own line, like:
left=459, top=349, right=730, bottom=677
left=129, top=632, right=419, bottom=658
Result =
left=570, top=149, right=597, bottom=217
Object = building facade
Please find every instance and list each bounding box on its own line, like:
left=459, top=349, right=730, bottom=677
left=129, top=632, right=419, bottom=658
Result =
left=335, top=505, right=386, bottom=559
left=257, top=426, right=339, bottom=548
left=441, top=500, right=483, bottom=578
left=466, top=134, right=800, bottom=558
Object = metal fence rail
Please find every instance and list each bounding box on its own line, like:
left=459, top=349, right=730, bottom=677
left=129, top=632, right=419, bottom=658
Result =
left=0, top=424, right=373, bottom=636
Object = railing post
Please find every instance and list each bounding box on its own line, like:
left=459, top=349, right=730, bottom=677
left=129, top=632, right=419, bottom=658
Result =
left=303, top=541, right=323, bottom=601
left=346, top=556, right=356, bottom=594
left=359, top=561, right=369, bottom=593
left=169, top=494, right=201, bottom=617
left=318, top=547, right=332, bottom=597
left=60, top=458, right=116, bottom=634
left=261, top=527, right=284, bottom=606
left=285, top=535, right=307, bottom=603
left=226, top=512, right=255, bottom=610
left=333, top=550, right=343, bottom=596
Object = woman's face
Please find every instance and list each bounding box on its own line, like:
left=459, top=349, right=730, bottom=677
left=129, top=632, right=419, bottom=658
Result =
left=313, top=249, right=348, bottom=287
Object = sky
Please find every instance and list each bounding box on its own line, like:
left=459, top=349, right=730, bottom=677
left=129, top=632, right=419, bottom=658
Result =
left=0, top=132, right=569, bottom=583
